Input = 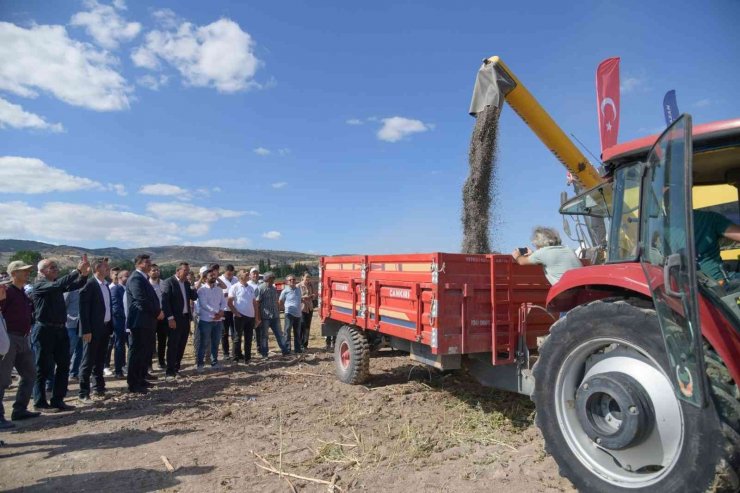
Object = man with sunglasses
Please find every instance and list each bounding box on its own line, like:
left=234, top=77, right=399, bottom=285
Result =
left=31, top=256, right=91, bottom=411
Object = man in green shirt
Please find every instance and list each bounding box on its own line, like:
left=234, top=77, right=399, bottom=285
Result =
left=693, top=210, right=740, bottom=281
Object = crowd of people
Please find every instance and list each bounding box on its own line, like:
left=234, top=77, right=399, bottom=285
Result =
left=0, top=255, right=318, bottom=429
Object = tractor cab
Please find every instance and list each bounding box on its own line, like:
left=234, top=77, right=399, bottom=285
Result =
left=562, top=118, right=740, bottom=272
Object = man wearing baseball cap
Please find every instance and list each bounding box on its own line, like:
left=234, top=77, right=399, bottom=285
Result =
left=0, top=261, right=39, bottom=427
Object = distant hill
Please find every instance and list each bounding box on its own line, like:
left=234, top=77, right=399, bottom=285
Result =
left=0, top=239, right=319, bottom=270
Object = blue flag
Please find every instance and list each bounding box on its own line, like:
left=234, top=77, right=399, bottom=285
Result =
left=663, top=90, right=679, bottom=126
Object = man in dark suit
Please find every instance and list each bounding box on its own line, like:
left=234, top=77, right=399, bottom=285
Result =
left=161, top=262, right=198, bottom=379
left=125, top=254, right=163, bottom=394
left=78, top=258, right=113, bottom=402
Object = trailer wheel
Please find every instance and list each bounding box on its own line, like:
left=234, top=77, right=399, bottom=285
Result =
left=532, top=300, right=739, bottom=493
left=334, top=325, right=370, bottom=385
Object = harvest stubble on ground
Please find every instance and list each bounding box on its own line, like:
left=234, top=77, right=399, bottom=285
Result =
left=0, top=317, right=572, bottom=492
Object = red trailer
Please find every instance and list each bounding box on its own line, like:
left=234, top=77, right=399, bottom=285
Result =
left=320, top=252, right=555, bottom=392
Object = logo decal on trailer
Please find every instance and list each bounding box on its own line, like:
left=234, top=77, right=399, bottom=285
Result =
left=333, top=283, right=349, bottom=292
left=389, top=288, right=411, bottom=299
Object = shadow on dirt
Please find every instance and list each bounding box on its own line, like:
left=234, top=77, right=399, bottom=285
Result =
left=8, top=352, right=330, bottom=431
left=0, top=427, right=197, bottom=460
left=2, top=465, right=215, bottom=493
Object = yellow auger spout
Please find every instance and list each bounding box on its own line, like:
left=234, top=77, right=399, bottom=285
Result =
left=471, top=56, right=603, bottom=190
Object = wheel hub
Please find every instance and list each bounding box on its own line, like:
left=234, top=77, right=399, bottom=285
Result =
left=339, top=341, right=350, bottom=370
left=575, top=371, right=656, bottom=450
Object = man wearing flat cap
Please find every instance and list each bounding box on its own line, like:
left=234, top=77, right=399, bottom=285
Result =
left=0, top=261, right=41, bottom=427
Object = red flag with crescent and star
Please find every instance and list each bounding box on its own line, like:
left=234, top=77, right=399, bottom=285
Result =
left=596, top=57, right=620, bottom=153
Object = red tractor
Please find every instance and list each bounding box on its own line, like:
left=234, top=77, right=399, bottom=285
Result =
left=539, top=115, right=740, bottom=491
left=321, top=58, right=740, bottom=491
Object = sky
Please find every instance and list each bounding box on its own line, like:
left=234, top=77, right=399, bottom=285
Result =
left=0, top=0, right=738, bottom=255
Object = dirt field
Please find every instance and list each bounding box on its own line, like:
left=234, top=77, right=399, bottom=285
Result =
left=0, top=317, right=574, bottom=492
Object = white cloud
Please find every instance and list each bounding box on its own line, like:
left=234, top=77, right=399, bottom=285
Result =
left=146, top=201, right=257, bottom=222
left=151, top=8, right=180, bottom=30
left=0, top=201, right=180, bottom=246
left=0, top=97, right=64, bottom=132
left=131, top=44, right=159, bottom=69
left=271, top=182, right=287, bottom=189
left=346, top=118, right=363, bottom=125
left=70, top=0, right=141, bottom=50
left=377, top=116, right=431, bottom=142
left=137, top=74, right=169, bottom=90
left=693, top=98, right=712, bottom=108
left=620, top=76, right=646, bottom=94
left=0, top=22, right=132, bottom=111
left=0, top=156, right=104, bottom=193
left=262, top=230, right=281, bottom=240
left=183, top=223, right=210, bottom=236
left=184, top=237, right=252, bottom=249
left=139, top=183, right=188, bottom=196
left=108, top=183, right=127, bottom=196
left=132, top=17, right=262, bottom=93
left=277, top=148, right=290, bottom=156
left=253, top=147, right=270, bottom=156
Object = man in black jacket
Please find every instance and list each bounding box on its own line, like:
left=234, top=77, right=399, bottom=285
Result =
left=161, top=262, right=197, bottom=379
left=78, top=259, right=113, bottom=402
left=125, top=254, right=163, bottom=393
left=31, top=256, right=90, bottom=411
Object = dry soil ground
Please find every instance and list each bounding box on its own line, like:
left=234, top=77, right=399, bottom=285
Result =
left=0, top=318, right=574, bottom=492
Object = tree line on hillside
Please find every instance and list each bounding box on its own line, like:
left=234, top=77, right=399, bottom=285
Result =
left=2, top=250, right=315, bottom=280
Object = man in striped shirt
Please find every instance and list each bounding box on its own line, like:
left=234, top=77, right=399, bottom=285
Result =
left=254, top=272, right=289, bottom=357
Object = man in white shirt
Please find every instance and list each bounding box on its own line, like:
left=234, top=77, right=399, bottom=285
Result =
left=150, top=264, right=168, bottom=371
left=78, top=259, right=113, bottom=401
left=219, top=264, right=238, bottom=360
left=227, top=270, right=260, bottom=363
left=196, top=268, right=226, bottom=370
left=248, top=268, right=262, bottom=351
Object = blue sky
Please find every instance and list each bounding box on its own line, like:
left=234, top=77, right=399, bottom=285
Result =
left=1, top=0, right=738, bottom=255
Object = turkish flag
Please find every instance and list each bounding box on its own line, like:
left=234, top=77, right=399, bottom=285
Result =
left=596, top=57, right=620, bottom=153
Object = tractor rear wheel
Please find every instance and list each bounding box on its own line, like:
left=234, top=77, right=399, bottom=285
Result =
left=334, top=325, right=370, bottom=385
left=532, top=300, right=739, bottom=492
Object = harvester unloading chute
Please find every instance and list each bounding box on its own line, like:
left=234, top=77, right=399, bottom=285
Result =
left=470, top=56, right=603, bottom=190
left=469, top=56, right=609, bottom=254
